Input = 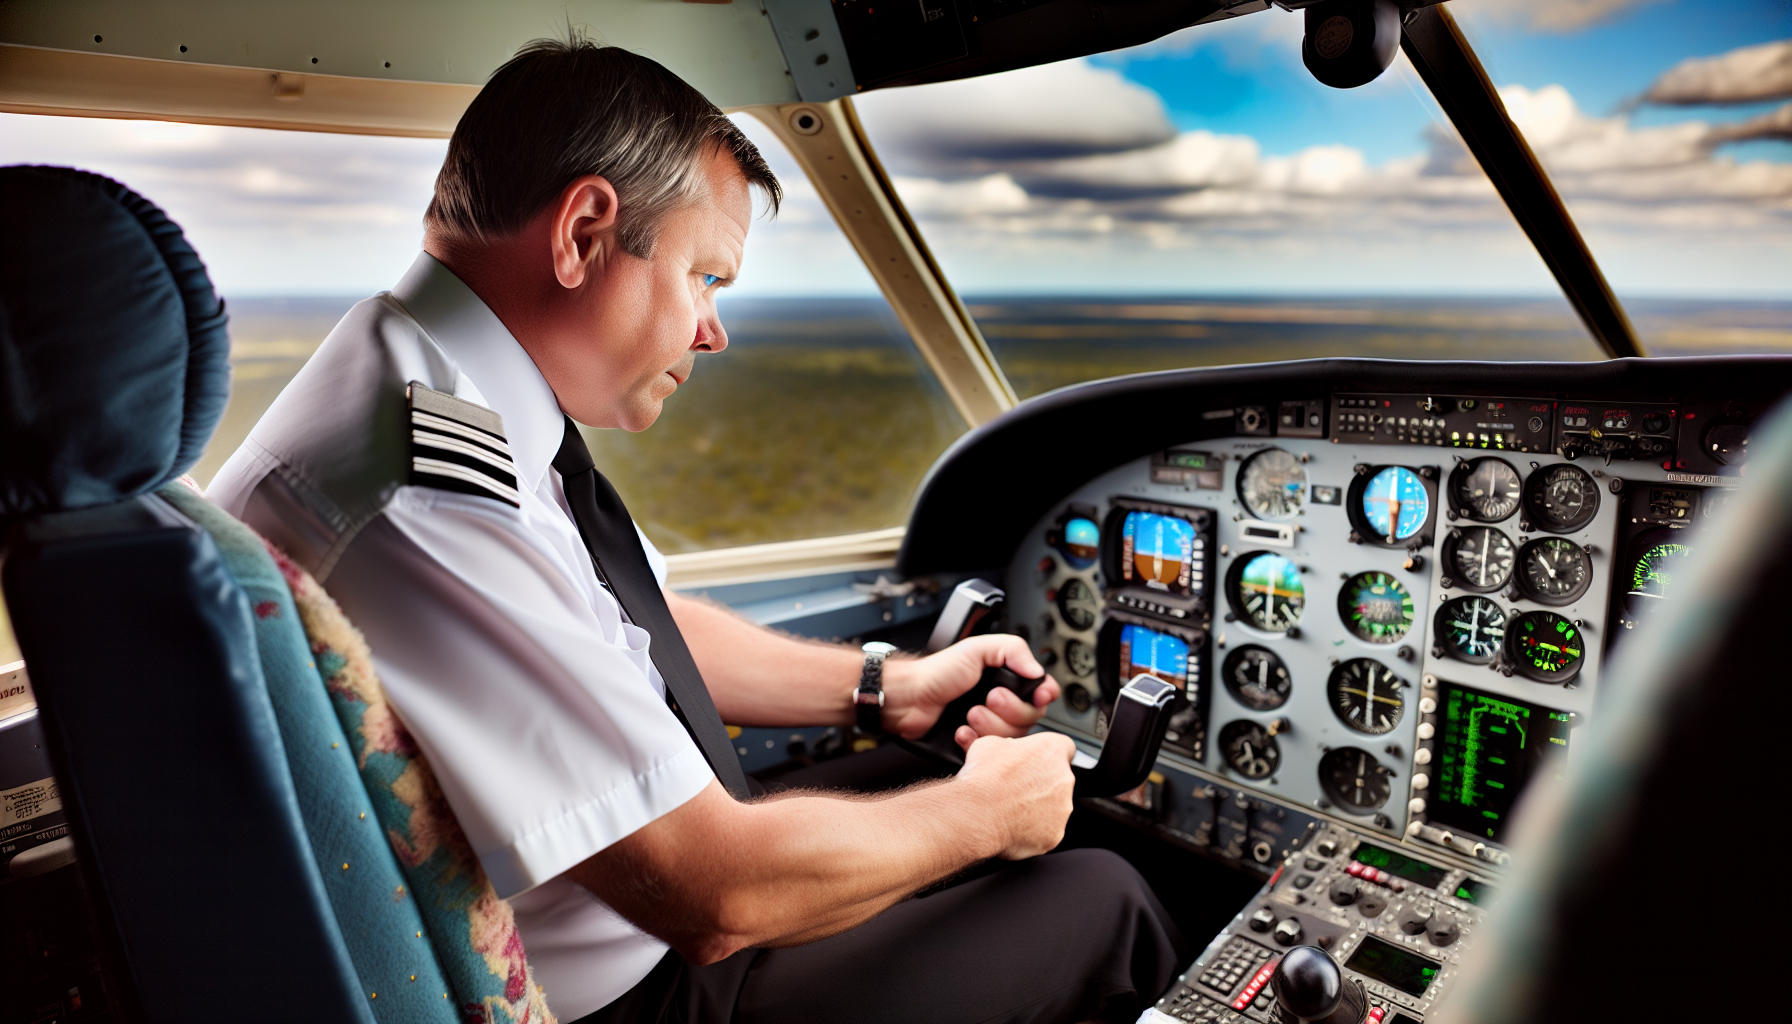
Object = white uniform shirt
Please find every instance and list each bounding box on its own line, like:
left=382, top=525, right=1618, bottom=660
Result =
left=209, top=252, right=715, bottom=1018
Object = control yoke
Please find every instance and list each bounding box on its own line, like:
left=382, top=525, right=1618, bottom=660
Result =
left=905, top=667, right=1178, bottom=799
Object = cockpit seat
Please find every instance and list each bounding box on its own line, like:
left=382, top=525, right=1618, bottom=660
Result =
left=1431, top=403, right=1792, bottom=1024
left=0, top=167, right=549, bottom=1024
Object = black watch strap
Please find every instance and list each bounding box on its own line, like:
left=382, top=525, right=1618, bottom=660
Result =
left=856, top=642, right=896, bottom=734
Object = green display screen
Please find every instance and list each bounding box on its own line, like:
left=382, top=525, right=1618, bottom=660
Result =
left=1427, top=682, right=1572, bottom=842
left=1164, top=450, right=1212, bottom=469
left=1344, top=936, right=1442, bottom=997
left=1454, top=878, right=1497, bottom=905
left=1352, top=842, right=1449, bottom=890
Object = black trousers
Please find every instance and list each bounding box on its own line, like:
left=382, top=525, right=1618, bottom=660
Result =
left=572, top=745, right=1187, bottom=1024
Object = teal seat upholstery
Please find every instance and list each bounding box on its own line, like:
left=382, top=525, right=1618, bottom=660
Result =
left=158, top=484, right=459, bottom=1022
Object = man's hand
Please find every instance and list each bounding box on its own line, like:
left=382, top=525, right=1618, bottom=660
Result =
left=957, top=732, right=1078, bottom=858
left=880, top=633, right=1061, bottom=749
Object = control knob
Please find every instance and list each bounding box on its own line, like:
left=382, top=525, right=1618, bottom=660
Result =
left=1271, top=945, right=1371, bottom=1024
left=1249, top=907, right=1277, bottom=933
left=1428, top=910, right=1460, bottom=947
left=1397, top=903, right=1433, bottom=936
left=1328, top=877, right=1360, bottom=906
left=1274, top=917, right=1305, bottom=946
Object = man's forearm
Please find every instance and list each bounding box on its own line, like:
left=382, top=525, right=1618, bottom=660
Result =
left=572, top=775, right=1010, bottom=963
left=668, top=590, right=860, bottom=727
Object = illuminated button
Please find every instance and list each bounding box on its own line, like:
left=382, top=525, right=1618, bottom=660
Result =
left=1418, top=697, right=1438, bottom=714
left=1413, top=748, right=1432, bottom=765
left=1411, top=773, right=1429, bottom=790
left=1416, top=723, right=1435, bottom=740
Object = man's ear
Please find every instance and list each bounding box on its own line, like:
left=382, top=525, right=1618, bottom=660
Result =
left=550, top=174, right=621, bottom=290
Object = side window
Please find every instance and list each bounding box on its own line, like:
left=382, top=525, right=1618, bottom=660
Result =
left=0, top=113, right=448, bottom=486
left=0, top=110, right=968, bottom=555
left=576, top=115, right=967, bottom=553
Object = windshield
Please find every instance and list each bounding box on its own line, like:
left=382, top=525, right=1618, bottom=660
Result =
left=853, top=6, right=1674, bottom=397
left=1452, top=0, right=1791, bottom=357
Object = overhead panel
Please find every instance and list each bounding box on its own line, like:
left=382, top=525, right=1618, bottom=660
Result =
left=0, top=0, right=801, bottom=133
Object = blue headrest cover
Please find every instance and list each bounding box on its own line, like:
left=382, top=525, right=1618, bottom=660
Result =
left=1, top=165, right=231, bottom=516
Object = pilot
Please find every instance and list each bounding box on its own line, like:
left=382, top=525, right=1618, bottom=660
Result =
left=210, top=38, right=1184, bottom=1023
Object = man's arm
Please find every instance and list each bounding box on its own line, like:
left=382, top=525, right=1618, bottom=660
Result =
left=667, top=590, right=1061, bottom=745
left=566, top=730, right=1076, bottom=964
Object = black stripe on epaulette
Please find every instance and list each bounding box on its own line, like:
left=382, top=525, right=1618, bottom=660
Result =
left=407, top=382, right=521, bottom=507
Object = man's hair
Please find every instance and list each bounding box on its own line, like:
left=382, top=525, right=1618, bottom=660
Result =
left=426, top=38, right=780, bottom=258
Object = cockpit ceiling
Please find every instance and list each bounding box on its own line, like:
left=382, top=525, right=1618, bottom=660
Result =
left=0, top=0, right=1323, bottom=134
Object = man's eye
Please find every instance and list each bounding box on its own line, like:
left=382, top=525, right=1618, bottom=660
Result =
left=701, top=274, right=720, bottom=288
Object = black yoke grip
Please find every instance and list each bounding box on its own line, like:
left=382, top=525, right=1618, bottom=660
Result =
left=905, top=665, right=1046, bottom=766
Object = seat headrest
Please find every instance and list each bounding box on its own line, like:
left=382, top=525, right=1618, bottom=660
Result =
left=1, top=165, right=230, bottom=517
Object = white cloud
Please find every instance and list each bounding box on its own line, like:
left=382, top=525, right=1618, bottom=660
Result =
left=1453, top=0, right=1663, bottom=33
left=869, top=72, right=1788, bottom=296
left=1494, top=83, right=1792, bottom=208
left=853, top=58, right=1175, bottom=172
left=1645, top=39, right=1792, bottom=105
left=891, top=173, right=1030, bottom=217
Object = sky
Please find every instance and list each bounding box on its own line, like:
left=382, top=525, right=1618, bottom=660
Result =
left=1, top=0, right=1786, bottom=299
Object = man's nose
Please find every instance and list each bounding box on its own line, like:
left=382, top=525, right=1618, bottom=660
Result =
left=696, top=310, right=728, bottom=353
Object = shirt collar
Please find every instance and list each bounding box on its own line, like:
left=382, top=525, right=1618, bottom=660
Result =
left=391, top=252, right=564, bottom=493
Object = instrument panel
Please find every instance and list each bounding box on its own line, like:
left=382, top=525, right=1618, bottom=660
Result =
left=1009, top=390, right=1748, bottom=868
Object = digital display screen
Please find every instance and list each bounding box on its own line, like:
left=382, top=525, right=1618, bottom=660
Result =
left=1121, top=511, right=1196, bottom=593
left=1428, top=682, right=1572, bottom=842
left=1454, top=878, right=1496, bottom=905
left=1118, top=624, right=1189, bottom=691
left=1345, top=936, right=1442, bottom=997
left=1352, top=842, right=1449, bottom=890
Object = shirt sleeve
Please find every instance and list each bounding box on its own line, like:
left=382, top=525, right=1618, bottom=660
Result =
left=323, top=487, right=714, bottom=898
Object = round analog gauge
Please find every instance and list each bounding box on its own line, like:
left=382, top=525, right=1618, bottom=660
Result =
left=1359, top=466, right=1431, bottom=544
left=1318, top=747, right=1392, bottom=812
left=1451, top=457, right=1522, bottom=522
left=1337, top=571, right=1415, bottom=644
left=1064, top=637, right=1096, bottom=678
left=1238, top=448, right=1308, bottom=520
left=1327, top=659, right=1407, bottom=735
left=1435, top=596, right=1507, bottom=664
left=1524, top=464, right=1599, bottom=533
left=1222, top=645, right=1292, bottom=711
left=1230, top=552, right=1305, bottom=632
left=1628, top=535, right=1693, bottom=604
left=1219, top=720, right=1281, bottom=780
left=1058, top=516, right=1100, bottom=569
left=1445, top=526, right=1516, bottom=593
left=1055, top=578, right=1099, bottom=631
left=1516, top=537, right=1593, bottom=606
left=1506, top=610, right=1586, bottom=683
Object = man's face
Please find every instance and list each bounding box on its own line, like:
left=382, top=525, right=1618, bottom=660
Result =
left=552, top=147, right=751, bottom=431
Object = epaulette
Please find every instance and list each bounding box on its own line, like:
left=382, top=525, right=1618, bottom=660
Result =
left=406, top=382, right=521, bottom=507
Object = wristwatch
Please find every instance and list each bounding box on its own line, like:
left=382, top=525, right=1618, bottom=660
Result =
left=855, top=641, right=898, bottom=735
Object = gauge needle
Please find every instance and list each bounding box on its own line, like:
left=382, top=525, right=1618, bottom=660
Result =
left=1537, top=550, right=1557, bottom=579
left=1258, top=658, right=1269, bottom=691
left=1478, top=539, right=1489, bottom=580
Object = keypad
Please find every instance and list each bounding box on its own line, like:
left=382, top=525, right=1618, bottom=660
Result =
left=1197, top=937, right=1274, bottom=996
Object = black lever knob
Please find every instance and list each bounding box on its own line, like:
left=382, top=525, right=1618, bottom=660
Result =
left=1271, top=945, right=1370, bottom=1024
left=1272, top=946, right=1342, bottom=1021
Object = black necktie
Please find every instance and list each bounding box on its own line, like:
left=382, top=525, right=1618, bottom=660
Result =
left=552, top=417, right=751, bottom=800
